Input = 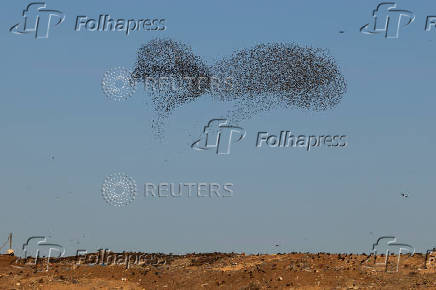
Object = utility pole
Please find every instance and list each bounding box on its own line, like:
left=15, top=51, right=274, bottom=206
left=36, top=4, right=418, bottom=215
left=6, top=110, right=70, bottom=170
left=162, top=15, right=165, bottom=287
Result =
left=7, top=233, right=14, bottom=256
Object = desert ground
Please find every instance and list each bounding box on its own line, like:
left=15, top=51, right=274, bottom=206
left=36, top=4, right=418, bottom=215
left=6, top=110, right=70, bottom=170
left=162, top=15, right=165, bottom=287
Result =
left=1, top=251, right=436, bottom=289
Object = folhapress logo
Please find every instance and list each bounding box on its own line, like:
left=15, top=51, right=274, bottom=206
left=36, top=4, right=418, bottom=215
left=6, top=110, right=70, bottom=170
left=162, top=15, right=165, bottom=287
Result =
left=191, top=119, right=246, bottom=155
left=192, top=120, right=348, bottom=155
left=10, top=2, right=166, bottom=39
left=22, top=236, right=65, bottom=271
left=360, top=2, right=414, bottom=38
left=362, top=236, right=415, bottom=272
left=10, top=2, right=65, bottom=39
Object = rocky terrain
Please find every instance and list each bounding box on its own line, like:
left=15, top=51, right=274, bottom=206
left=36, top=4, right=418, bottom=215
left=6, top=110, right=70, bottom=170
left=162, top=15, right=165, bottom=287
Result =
left=1, top=251, right=436, bottom=289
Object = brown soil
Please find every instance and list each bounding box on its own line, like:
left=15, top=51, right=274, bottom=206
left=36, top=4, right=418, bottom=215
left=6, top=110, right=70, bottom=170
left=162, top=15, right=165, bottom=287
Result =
left=1, top=252, right=436, bottom=289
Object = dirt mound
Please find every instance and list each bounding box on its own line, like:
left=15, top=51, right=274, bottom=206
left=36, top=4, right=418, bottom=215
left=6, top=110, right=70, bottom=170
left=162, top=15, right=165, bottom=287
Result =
left=1, top=252, right=436, bottom=289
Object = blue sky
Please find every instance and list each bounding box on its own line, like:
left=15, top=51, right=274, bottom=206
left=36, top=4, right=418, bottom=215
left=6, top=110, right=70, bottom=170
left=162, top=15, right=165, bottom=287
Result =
left=1, top=0, right=436, bottom=255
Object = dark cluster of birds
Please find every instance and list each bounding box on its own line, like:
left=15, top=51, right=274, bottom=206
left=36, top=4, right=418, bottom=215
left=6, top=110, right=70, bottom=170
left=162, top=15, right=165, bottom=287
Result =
left=131, top=38, right=347, bottom=136
left=132, top=38, right=210, bottom=115
left=210, top=42, right=347, bottom=121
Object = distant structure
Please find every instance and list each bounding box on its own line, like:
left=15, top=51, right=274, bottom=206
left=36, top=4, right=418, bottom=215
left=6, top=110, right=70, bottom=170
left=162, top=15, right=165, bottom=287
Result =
left=0, top=233, right=14, bottom=256
left=425, top=248, right=436, bottom=270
